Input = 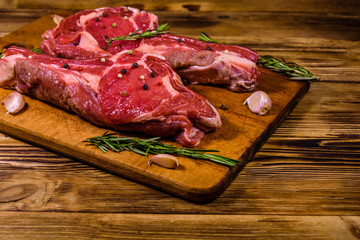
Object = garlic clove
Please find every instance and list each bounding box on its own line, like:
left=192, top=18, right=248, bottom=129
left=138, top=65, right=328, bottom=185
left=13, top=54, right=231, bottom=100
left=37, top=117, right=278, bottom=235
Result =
left=2, top=92, right=26, bottom=114
left=243, top=91, right=272, bottom=115
left=148, top=154, right=179, bottom=169
left=52, top=14, right=64, bottom=25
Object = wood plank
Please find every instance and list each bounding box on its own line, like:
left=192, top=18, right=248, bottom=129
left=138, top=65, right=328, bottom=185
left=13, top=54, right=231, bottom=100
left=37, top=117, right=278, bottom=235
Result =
left=0, top=212, right=359, bottom=240
left=0, top=5, right=358, bottom=240
left=3, top=0, right=360, bottom=13
left=0, top=9, right=49, bottom=37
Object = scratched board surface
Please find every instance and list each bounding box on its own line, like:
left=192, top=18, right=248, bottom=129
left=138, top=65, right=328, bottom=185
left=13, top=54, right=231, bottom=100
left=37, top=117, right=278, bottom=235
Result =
left=0, top=12, right=309, bottom=202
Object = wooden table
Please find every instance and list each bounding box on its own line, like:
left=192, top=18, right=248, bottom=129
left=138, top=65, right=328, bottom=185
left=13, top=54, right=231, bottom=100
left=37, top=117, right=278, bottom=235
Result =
left=0, top=1, right=359, bottom=239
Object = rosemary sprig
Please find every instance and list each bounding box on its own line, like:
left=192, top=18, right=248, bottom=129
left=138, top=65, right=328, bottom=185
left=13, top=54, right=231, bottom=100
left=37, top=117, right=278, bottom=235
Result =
left=31, top=47, right=43, bottom=53
left=257, top=55, right=319, bottom=81
left=106, top=23, right=171, bottom=48
left=84, top=132, right=240, bottom=167
left=199, top=31, right=224, bottom=44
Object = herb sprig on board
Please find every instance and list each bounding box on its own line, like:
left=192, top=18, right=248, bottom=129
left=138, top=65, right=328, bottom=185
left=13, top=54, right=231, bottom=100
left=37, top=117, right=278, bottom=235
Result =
left=84, top=132, right=240, bottom=167
left=199, top=31, right=224, bottom=44
left=106, top=23, right=171, bottom=48
left=198, top=31, right=319, bottom=81
left=257, top=55, right=319, bottom=81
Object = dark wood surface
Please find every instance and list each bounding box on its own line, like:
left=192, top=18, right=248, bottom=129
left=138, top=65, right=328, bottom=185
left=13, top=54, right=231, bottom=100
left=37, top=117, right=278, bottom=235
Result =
left=0, top=1, right=359, bottom=239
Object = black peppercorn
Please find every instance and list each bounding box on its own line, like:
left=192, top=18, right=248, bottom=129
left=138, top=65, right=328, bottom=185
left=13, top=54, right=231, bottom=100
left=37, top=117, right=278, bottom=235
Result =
left=63, top=63, right=69, bottom=69
left=102, top=12, right=108, bottom=17
left=150, top=72, right=156, bottom=78
left=95, top=17, right=99, bottom=22
left=220, top=104, right=228, bottom=110
left=121, top=68, right=127, bottom=74
left=143, top=84, right=149, bottom=90
left=206, top=46, right=211, bottom=50
left=132, top=62, right=139, bottom=68
left=177, top=38, right=181, bottom=43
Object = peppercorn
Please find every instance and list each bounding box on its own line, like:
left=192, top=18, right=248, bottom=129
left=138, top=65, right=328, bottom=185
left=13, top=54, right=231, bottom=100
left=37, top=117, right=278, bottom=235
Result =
left=63, top=63, right=69, bottom=69
left=102, top=12, right=108, bottom=17
left=132, top=62, right=139, bottom=68
left=121, top=68, right=127, bottom=74
left=206, top=46, right=211, bottom=50
left=220, top=104, right=228, bottom=110
left=95, top=17, right=99, bottom=22
left=151, top=72, right=156, bottom=78
left=143, top=84, right=149, bottom=90
left=177, top=38, right=181, bottom=43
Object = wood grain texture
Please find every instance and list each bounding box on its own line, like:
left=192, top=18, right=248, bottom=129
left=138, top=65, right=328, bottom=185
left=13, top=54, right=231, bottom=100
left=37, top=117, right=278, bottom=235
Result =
left=2, top=0, right=360, bottom=13
left=0, top=1, right=359, bottom=239
left=0, top=212, right=359, bottom=240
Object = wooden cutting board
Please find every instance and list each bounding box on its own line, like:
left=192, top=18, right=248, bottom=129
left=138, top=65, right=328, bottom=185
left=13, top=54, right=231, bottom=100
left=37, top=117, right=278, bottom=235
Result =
left=0, top=12, right=309, bottom=202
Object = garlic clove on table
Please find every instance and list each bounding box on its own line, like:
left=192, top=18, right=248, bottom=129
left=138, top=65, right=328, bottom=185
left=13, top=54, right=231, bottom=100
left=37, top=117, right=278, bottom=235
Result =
left=243, top=91, right=272, bottom=115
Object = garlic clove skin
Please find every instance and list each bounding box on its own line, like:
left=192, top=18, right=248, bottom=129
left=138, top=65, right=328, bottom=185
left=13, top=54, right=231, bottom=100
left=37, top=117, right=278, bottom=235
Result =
left=2, top=92, right=26, bottom=114
left=148, top=154, right=179, bottom=169
left=243, top=91, right=272, bottom=116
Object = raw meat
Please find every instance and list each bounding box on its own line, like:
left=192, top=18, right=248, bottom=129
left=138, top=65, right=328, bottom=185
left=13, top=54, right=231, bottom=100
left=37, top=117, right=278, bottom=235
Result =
left=41, top=6, right=158, bottom=59
left=41, top=7, right=261, bottom=92
left=0, top=46, right=221, bottom=147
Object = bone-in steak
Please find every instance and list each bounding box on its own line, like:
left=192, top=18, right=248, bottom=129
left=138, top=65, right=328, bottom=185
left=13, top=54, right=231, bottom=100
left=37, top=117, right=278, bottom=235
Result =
left=41, top=7, right=261, bottom=92
left=0, top=46, right=221, bottom=147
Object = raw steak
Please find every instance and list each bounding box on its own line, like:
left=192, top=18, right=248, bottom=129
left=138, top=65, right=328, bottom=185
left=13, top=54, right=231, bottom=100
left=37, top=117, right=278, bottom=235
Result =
left=41, top=6, right=158, bottom=59
left=0, top=46, right=221, bottom=147
left=41, top=7, right=261, bottom=92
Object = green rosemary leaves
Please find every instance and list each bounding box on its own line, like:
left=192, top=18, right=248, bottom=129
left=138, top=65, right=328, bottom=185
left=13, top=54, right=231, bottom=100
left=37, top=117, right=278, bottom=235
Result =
left=106, top=23, right=170, bottom=48
left=257, top=55, right=319, bottom=81
left=84, top=132, right=240, bottom=167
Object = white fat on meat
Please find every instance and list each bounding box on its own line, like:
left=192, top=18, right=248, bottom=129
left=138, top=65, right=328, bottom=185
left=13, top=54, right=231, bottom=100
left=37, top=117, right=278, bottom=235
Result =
left=0, top=54, right=26, bottom=87
left=219, top=51, right=257, bottom=71
left=78, top=12, right=98, bottom=26
left=197, top=102, right=222, bottom=128
left=135, top=43, right=170, bottom=55
left=78, top=32, right=110, bottom=57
